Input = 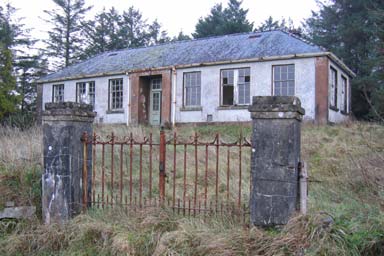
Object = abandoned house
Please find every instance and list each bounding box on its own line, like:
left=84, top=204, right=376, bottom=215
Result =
left=37, top=30, right=354, bottom=125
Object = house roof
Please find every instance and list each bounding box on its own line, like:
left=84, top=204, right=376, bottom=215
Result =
left=39, top=30, right=340, bottom=83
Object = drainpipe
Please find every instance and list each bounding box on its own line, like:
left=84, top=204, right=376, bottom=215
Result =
left=126, top=72, right=130, bottom=126
left=171, top=67, right=177, bottom=127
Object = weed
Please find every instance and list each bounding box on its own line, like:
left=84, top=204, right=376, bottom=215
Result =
left=0, top=122, right=383, bottom=255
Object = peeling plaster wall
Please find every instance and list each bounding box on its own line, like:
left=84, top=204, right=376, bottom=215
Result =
left=42, top=75, right=129, bottom=124
left=175, top=58, right=316, bottom=123
left=328, top=60, right=351, bottom=123
left=41, top=58, right=323, bottom=125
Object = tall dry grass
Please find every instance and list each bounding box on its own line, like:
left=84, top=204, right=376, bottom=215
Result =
left=0, top=122, right=383, bottom=255
left=0, top=126, right=43, bottom=210
left=0, top=125, right=42, bottom=166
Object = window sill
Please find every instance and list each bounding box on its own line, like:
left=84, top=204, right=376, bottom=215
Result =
left=217, top=105, right=249, bottom=110
left=340, top=110, right=348, bottom=115
left=106, top=109, right=124, bottom=114
left=329, top=106, right=339, bottom=112
left=180, top=106, right=203, bottom=111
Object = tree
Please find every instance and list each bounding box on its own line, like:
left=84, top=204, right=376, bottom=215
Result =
left=118, top=8, right=169, bottom=47
left=304, top=0, right=384, bottom=120
left=44, top=0, right=92, bottom=68
left=81, top=7, right=170, bottom=58
left=16, top=54, right=49, bottom=112
left=0, top=47, right=19, bottom=119
left=256, top=16, right=303, bottom=35
left=172, top=31, right=191, bottom=41
left=257, top=16, right=280, bottom=31
left=0, top=4, right=24, bottom=119
left=0, top=3, right=48, bottom=124
left=147, top=20, right=170, bottom=45
left=193, top=0, right=253, bottom=38
left=81, top=8, right=121, bottom=58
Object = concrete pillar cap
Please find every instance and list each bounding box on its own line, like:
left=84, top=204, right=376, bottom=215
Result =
left=248, top=96, right=305, bottom=115
left=43, top=102, right=96, bottom=121
left=248, top=96, right=305, bottom=121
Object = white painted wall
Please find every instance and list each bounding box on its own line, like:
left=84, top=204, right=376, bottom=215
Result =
left=174, top=58, right=316, bottom=123
left=328, top=60, right=351, bottom=123
left=41, top=57, right=351, bottom=125
left=42, top=74, right=129, bottom=124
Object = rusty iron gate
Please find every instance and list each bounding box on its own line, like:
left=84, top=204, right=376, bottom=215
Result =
left=81, top=129, right=252, bottom=219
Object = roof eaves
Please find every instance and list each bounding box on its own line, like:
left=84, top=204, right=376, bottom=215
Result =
left=326, top=52, right=356, bottom=77
left=37, top=70, right=127, bottom=84
left=173, top=52, right=329, bottom=69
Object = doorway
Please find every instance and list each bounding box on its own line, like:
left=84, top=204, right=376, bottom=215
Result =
left=149, top=78, right=162, bottom=125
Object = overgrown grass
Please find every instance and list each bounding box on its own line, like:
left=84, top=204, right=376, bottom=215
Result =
left=0, top=122, right=383, bottom=255
left=0, top=126, right=42, bottom=214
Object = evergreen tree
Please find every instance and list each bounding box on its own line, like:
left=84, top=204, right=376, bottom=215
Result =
left=223, top=0, right=253, bottom=34
left=172, top=31, right=191, bottom=41
left=16, top=54, right=49, bottom=112
left=0, top=4, right=24, bottom=119
left=0, top=3, right=48, bottom=123
left=256, top=16, right=303, bottom=35
left=193, top=0, right=253, bottom=38
left=147, top=20, right=170, bottom=45
left=44, top=0, right=92, bottom=68
left=0, top=4, right=30, bottom=50
left=0, top=47, right=19, bottom=119
left=118, top=7, right=148, bottom=48
left=81, top=9, right=110, bottom=58
left=304, top=0, right=384, bottom=120
left=257, top=16, right=280, bottom=31
left=81, top=7, right=169, bottom=57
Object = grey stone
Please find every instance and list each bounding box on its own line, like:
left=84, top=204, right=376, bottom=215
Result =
left=0, top=206, right=36, bottom=220
left=321, top=216, right=334, bottom=229
left=249, top=96, right=304, bottom=226
left=42, top=102, right=95, bottom=224
left=5, top=201, right=15, bottom=207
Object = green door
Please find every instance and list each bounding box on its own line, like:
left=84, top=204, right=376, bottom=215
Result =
left=149, top=78, right=162, bottom=125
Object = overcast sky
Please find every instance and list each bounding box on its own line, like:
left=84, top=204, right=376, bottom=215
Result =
left=5, top=0, right=320, bottom=40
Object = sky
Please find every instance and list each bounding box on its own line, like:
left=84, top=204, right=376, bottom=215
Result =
left=5, top=0, right=320, bottom=40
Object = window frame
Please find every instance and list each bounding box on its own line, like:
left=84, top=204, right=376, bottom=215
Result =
left=341, top=75, right=348, bottom=114
left=183, top=71, right=201, bottom=107
left=52, top=84, right=64, bottom=103
left=220, top=67, right=251, bottom=106
left=330, top=66, right=338, bottom=110
left=108, top=78, right=123, bottom=111
left=76, top=81, right=95, bottom=108
left=272, top=64, right=295, bottom=96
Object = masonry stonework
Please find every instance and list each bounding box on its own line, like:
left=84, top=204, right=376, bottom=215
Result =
left=249, top=96, right=304, bottom=226
left=42, top=102, right=95, bottom=224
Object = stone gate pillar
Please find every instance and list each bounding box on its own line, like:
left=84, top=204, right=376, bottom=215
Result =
left=42, top=102, right=95, bottom=224
left=248, top=96, right=305, bottom=226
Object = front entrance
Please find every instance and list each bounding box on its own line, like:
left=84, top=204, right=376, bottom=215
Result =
left=149, top=78, right=162, bottom=125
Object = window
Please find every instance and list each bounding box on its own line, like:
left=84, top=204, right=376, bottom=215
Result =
left=183, top=72, right=201, bottom=106
left=238, top=68, right=250, bottom=104
left=273, top=65, right=295, bottom=96
left=330, top=67, right=338, bottom=109
left=52, top=84, right=64, bottom=103
left=221, top=68, right=250, bottom=106
left=76, top=81, right=95, bottom=107
left=109, top=78, right=123, bottom=110
left=341, top=75, right=348, bottom=113
left=151, top=78, right=162, bottom=90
